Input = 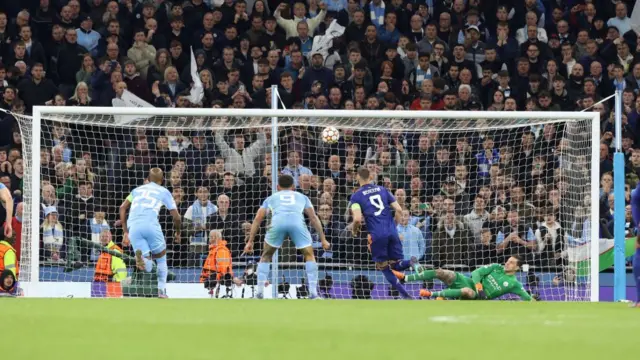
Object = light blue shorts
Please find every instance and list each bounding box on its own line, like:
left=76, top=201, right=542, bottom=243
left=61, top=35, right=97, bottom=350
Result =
left=128, top=222, right=166, bottom=255
left=265, top=222, right=312, bottom=250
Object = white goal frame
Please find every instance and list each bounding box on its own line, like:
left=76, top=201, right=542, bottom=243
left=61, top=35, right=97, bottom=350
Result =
left=23, top=107, right=600, bottom=301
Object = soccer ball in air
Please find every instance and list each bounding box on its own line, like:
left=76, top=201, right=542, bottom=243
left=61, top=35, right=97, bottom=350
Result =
left=321, top=126, right=340, bottom=144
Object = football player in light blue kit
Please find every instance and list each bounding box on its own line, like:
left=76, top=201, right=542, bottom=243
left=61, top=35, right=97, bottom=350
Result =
left=244, top=175, right=330, bottom=299
left=120, top=168, right=182, bottom=298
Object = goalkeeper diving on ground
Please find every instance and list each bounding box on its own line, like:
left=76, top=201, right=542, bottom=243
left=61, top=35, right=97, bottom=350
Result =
left=393, top=255, right=534, bottom=301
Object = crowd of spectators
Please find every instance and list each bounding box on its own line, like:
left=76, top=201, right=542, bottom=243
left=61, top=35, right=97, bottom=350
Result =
left=0, top=0, right=639, bottom=274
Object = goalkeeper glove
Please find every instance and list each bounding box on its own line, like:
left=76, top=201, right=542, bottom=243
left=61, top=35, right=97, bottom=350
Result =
left=475, top=283, right=487, bottom=300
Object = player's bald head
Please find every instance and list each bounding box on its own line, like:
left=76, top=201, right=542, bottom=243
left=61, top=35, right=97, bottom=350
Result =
left=148, top=168, right=164, bottom=184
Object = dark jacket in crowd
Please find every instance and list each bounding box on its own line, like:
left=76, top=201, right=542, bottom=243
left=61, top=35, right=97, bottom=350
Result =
left=17, top=78, right=59, bottom=112
left=55, top=42, right=89, bottom=85
left=300, top=66, right=334, bottom=94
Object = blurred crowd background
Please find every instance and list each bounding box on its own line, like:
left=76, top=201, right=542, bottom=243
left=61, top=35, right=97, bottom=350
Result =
left=0, top=0, right=638, bottom=277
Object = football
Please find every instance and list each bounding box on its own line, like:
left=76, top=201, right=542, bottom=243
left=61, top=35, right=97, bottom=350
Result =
left=321, top=126, right=340, bottom=144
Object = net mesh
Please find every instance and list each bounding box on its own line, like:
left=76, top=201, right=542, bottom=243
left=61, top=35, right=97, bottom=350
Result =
left=15, top=110, right=595, bottom=300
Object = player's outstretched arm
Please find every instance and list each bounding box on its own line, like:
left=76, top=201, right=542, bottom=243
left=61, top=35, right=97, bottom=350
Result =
left=512, top=286, right=535, bottom=301
left=170, top=209, right=182, bottom=243
left=0, top=186, right=13, bottom=238
left=350, top=204, right=363, bottom=237
left=119, top=197, right=132, bottom=235
left=244, top=208, right=267, bottom=254
left=305, top=207, right=330, bottom=250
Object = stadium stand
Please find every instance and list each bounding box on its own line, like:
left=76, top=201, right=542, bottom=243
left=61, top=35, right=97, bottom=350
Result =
left=0, top=0, right=638, bottom=293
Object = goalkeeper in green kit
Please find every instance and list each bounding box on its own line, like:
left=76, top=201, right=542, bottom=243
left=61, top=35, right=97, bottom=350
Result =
left=393, top=255, right=533, bottom=300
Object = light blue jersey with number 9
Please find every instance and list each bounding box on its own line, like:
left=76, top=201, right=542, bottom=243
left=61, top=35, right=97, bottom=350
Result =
left=260, top=190, right=313, bottom=249
left=128, top=183, right=177, bottom=227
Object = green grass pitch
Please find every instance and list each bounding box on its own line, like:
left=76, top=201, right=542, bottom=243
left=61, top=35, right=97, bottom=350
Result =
left=3, top=299, right=638, bottom=360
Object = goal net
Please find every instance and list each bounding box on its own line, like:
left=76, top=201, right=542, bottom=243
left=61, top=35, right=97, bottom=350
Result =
left=14, top=107, right=599, bottom=301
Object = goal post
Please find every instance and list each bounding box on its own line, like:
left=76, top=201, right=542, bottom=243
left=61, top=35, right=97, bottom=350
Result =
left=16, top=106, right=600, bottom=301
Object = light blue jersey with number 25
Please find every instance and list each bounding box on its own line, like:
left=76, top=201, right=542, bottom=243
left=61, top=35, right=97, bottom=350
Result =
left=128, top=182, right=177, bottom=227
left=260, top=190, right=313, bottom=249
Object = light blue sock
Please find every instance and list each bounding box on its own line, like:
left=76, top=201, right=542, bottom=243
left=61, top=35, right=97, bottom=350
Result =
left=143, top=257, right=153, bottom=273
left=257, top=262, right=271, bottom=297
left=305, top=261, right=318, bottom=297
left=156, top=255, right=168, bottom=293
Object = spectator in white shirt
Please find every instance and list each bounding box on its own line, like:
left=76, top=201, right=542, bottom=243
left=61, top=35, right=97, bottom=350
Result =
left=464, top=197, right=490, bottom=243
left=42, top=206, right=64, bottom=263
left=214, top=129, right=267, bottom=177
left=281, top=150, right=313, bottom=188
left=165, top=128, right=192, bottom=154
left=184, top=186, right=219, bottom=247
left=397, top=209, right=426, bottom=260
left=274, top=2, right=327, bottom=39
left=516, top=11, right=548, bottom=44
left=607, top=3, right=631, bottom=36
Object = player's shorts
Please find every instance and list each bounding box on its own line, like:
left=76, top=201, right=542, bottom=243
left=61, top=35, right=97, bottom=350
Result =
left=369, top=232, right=404, bottom=263
left=265, top=222, right=312, bottom=250
left=128, top=222, right=166, bottom=255
left=449, top=272, right=477, bottom=294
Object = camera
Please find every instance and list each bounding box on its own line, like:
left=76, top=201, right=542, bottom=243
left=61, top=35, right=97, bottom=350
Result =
left=241, top=263, right=259, bottom=298
left=318, top=273, right=333, bottom=298
left=296, top=278, right=309, bottom=299
left=278, top=275, right=290, bottom=299
left=219, top=273, right=234, bottom=299
left=350, top=275, right=374, bottom=299
left=203, top=272, right=218, bottom=290
left=243, top=264, right=258, bottom=286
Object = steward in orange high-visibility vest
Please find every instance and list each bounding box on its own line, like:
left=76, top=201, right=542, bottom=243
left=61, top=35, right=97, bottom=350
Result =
left=0, top=240, right=18, bottom=277
left=200, top=230, right=233, bottom=282
left=94, top=230, right=127, bottom=282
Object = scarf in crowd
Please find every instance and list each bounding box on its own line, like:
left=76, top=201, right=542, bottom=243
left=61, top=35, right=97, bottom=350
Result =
left=43, top=222, right=64, bottom=247
left=613, top=78, right=627, bottom=90
left=191, top=200, right=218, bottom=244
left=370, top=1, right=385, bottom=28
left=415, top=65, right=432, bottom=87
left=90, top=218, right=109, bottom=241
